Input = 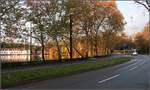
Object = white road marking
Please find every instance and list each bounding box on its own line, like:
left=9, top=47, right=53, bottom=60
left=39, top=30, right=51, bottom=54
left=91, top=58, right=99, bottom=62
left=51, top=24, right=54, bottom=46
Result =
left=120, top=59, right=144, bottom=71
left=140, top=61, right=146, bottom=65
left=98, top=74, right=120, bottom=84
left=129, top=66, right=137, bottom=71
left=132, top=59, right=137, bottom=62
left=120, top=63, right=138, bottom=70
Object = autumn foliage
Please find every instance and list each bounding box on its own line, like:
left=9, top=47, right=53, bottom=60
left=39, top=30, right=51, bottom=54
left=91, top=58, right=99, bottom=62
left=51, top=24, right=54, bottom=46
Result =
left=1, top=0, right=125, bottom=61
left=134, top=22, right=149, bottom=54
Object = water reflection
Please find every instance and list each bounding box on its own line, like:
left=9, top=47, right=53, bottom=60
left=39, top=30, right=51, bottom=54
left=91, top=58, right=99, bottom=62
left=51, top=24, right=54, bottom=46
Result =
left=0, top=54, right=70, bottom=63
left=0, top=55, right=41, bottom=62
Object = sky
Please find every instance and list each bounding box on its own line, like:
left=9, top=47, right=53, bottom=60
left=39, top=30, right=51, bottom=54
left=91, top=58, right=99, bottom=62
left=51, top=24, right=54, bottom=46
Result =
left=116, top=1, right=149, bottom=36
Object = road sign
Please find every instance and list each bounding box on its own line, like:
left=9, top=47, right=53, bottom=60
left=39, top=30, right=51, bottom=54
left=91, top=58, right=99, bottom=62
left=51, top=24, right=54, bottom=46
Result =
left=123, top=43, right=127, bottom=47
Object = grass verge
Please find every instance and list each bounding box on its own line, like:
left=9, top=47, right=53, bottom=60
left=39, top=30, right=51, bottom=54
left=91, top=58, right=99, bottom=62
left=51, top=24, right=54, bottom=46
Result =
left=1, top=57, right=132, bottom=88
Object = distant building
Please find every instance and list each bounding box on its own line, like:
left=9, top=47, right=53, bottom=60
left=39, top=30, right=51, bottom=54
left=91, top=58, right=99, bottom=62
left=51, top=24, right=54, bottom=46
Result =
left=0, top=48, right=41, bottom=55
left=0, top=49, right=30, bottom=55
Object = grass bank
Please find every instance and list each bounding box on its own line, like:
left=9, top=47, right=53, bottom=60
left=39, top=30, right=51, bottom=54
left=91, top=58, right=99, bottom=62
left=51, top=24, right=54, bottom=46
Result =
left=2, top=57, right=132, bottom=88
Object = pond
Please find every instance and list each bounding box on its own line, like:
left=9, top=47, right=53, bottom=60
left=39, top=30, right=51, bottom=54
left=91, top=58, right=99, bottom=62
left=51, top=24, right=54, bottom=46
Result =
left=0, top=55, right=42, bottom=62
left=0, top=54, right=70, bottom=63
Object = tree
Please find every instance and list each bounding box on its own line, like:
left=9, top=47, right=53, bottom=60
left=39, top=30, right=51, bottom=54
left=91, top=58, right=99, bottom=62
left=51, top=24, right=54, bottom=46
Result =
left=25, top=0, right=49, bottom=61
left=69, top=0, right=92, bottom=58
left=44, top=0, right=68, bottom=61
left=79, top=1, right=92, bottom=58
left=114, top=33, right=135, bottom=50
left=101, top=1, right=125, bottom=54
left=141, top=22, right=149, bottom=53
left=63, top=0, right=125, bottom=57
left=134, top=32, right=146, bottom=53
left=89, top=1, right=120, bottom=55
left=142, top=22, right=149, bottom=41
left=0, top=0, right=21, bottom=20
left=89, top=0, right=107, bottom=56
left=134, top=22, right=149, bottom=54
left=63, top=0, right=92, bottom=58
left=134, top=0, right=150, bottom=11
left=0, top=0, right=23, bottom=48
left=134, top=0, right=150, bottom=53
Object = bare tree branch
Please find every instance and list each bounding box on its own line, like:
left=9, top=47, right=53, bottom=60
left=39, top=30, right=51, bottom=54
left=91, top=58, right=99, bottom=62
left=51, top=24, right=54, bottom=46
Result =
left=134, top=0, right=150, bottom=12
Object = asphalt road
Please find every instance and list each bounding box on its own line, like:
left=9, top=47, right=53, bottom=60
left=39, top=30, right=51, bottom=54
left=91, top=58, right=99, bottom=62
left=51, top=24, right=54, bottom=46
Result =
left=8, top=55, right=150, bottom=89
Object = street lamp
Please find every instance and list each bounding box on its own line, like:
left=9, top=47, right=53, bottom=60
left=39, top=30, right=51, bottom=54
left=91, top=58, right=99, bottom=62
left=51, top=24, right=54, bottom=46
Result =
left=70, top=13, right=73, bottom=61
left=0, top=6, right=2, bottom=50
left=0, top=21, right=1, bottom=50
left=29, top=22, right=32, bottom=62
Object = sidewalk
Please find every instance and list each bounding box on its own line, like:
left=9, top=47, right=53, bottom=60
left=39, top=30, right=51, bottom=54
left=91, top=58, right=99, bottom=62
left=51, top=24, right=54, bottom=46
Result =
left=1, top=54, right=131, bottom=73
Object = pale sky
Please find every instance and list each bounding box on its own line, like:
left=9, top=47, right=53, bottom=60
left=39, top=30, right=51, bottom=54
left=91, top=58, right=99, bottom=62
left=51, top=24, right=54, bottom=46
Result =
left=116, top=1, right=149, bottom=36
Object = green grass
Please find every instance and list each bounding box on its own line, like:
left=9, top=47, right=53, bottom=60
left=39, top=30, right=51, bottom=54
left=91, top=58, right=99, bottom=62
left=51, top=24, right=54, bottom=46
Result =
left=1, top=57, right=132, bottom=88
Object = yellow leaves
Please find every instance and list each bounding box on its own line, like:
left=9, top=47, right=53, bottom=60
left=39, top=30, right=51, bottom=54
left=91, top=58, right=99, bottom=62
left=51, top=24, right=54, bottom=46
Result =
left=107, top=1, right=117, bottom=8
left=142, top=22, right=149, bottom=40
left=135, top=21, right=149, bottom=41
left=135, top=32, right=143, bottom=39
left=134, top=22, right=149, bottom=53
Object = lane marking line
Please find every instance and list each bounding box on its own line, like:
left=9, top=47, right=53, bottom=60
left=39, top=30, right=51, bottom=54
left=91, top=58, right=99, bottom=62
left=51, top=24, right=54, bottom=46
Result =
left=129, top=66, right=137, bottom=71
left=120, top=59, right=143, bottom=70
left=140, top=61, right=146, bottom=65
left=120, top=63, right=138, bottom=70
left=98, top=74, right=120, bottom=84
left=132, top=59, right=137, bottom=62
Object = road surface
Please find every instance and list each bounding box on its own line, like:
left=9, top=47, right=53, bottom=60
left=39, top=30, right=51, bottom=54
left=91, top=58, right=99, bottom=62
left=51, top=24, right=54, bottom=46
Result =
left=8, top=55, right=150, bottom=89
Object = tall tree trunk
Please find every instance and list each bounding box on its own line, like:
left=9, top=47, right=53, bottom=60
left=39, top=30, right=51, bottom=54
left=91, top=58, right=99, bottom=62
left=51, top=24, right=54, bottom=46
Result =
left=90, top=43, right=93, bottom=57
left=95, top=34, right=98, bottom=56
left=95, top=44, right=98, bottom=56
left=55, top=37, right=62, bottom=61
left=41, top=39, right=45, bottom=61
left=94, top=37, right=98, bottom=56
left=106, top=48, right=108, bottom=55
left=104, top=48, right=107, bottom=55
left=85, top=30, right=89, bottom=58
left=90, top=30, right=93, bottom=57
left=40, top=32, right=45, bottom=62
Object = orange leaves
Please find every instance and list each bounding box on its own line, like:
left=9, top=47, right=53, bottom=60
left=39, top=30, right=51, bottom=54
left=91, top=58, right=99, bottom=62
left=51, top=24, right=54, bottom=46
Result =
left=142, top=22, right=149, bottom=40
left=134, top=22, right=149, bottom=53
left=134, top=32, right=143, bottom=39
left=135, top=22, right=149, bottom=41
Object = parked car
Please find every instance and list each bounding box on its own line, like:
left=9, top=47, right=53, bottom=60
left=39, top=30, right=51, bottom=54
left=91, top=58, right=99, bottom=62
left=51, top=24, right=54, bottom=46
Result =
left=132, top=52, right=138, bottom=56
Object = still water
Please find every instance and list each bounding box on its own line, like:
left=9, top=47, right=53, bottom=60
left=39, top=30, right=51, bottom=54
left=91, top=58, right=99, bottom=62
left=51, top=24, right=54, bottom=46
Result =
left=0, top=54, right=70, bottom=63
left=0, top=55, right=42, bottom=62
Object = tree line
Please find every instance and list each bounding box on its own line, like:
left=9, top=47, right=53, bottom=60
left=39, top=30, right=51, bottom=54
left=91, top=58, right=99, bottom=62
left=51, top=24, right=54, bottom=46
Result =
left=113, top=22, right=149, bottom=54
left=134, top=22, right=149, bottom=54
left=1, top=0, right=125, bottom=61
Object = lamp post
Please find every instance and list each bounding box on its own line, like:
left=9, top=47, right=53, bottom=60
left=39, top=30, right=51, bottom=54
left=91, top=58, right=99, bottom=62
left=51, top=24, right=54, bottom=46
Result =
left=0, top=21, right=1, bottom=51
left=29, top=22, right=32, bottom=62
left=0, top=6, right=2, bottom=51
left=70, top=13, right=73, bottom=61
